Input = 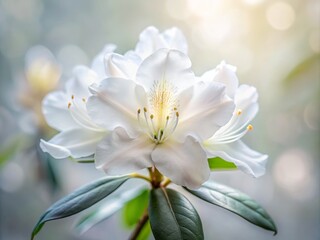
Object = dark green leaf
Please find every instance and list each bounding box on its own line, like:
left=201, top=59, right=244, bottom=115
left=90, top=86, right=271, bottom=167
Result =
left=75, top=187, right=147, bottom=234
left=31, top=176, right=129, bottom=240
left=68, top=156, right=95, bottom=163
left=123, top=189, right=149, bottom=227
left=149, top=188, right=204, bottom=240
left=185, top=182, right=277, bottom=234
left=208, top=157, right=237, bottom=170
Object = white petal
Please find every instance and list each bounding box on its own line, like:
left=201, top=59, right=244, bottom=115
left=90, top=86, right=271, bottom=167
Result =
left=136, top=49, right=195, bottom=91
left=135, top=26, right=162, bottom=60
left=65, top=66, right=99, bottom=98
left=176, top=81, right=235, bottom=141
left=105, top=53, right=138, bottom=79
left=235, top=84, right=258, bottom=110
left=87, top=78, right=147, bottom=137
left=226, top=85, right=259, bottom=132
left=201, top=61, right=239, bottom=98
left=40, top=128, right=106, bottom=159
left=206, top=140, right=267, bottom=177
left=135, top=26, right=188, bottom=60
left=95, top=127, right=154, bottom=175
left=42, top=91, right=76, bottom=131
left=152, top=136, right=210, bottom=189
left=160, top=27, right=188, bottom=54
left=91, top=44, right=117, bottom=80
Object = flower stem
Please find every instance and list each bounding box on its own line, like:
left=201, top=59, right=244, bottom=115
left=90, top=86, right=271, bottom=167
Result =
left=128, top=210, right=149, bottom=240
left=160, top=178, right=171, bottom=188
left=129, top=173, right=151, bottom=182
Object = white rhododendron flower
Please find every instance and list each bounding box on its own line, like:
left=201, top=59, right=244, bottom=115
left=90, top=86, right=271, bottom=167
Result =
left=202, top=62, right=268, bottom=177
left=88, top=49, right=234, bottom=188
left=40, top=26, right=268, bottom=189
left=40, top=27, right=190, bottom=160
left=39, top=45, right=117, bottom=159
left=40, top=66, right=107, bottom=159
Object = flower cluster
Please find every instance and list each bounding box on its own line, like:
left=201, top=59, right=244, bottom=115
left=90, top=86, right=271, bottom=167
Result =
left=40, top=26, right=267, bottom=188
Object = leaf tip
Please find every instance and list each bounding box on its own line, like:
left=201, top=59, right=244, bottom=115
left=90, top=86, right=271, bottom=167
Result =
left=272, top=226, right=278, bottom=236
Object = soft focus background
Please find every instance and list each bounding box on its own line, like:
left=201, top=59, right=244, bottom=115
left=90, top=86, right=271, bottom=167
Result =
left=0, top=0, right=319, bottom=239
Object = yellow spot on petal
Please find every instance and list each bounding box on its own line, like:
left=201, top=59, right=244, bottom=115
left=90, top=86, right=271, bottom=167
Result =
left=82, top=98, right=86, bottom=102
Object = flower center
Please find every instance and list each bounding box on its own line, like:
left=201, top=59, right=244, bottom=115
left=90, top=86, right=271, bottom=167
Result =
left=137, top=80, right=179, bottom=144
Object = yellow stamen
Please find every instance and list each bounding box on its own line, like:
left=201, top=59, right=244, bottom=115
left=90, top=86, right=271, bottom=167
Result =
left=237, top=109, right=242, bottom=116
left=68, top=102, right=71, bottom=109
left=247, top=124, right=253, bottom=131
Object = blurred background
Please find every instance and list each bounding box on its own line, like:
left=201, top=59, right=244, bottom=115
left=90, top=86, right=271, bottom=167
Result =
left=0, top=0, right=319, bottom=239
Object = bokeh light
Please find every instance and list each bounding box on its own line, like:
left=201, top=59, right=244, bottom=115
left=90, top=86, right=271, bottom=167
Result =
left=0, top=0, right=319, bottom=239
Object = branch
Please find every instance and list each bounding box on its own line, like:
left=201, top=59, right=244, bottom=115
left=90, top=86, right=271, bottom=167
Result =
left=128, top=211, right=149, bottom=240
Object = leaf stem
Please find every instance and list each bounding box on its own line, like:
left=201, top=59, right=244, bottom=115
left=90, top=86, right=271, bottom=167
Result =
left=128, top=210, right=149, bottom=240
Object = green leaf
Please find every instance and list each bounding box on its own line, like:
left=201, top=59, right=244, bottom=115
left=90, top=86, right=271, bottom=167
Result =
left=137, top=220, right=151, bottom=240
left=31, top=176, right=129, bottom=240
left=37, top=147, right=60, bottom=191
left=123, top=189, right=149, bottom=227
left=185, top=182, right=277, bottom=234
left=283, top=53, right=320, bottom=85
left=75, top=187, right=147, bottom=234
left=208, top=157, right=237, bottom=170
left=149, top=188, right=204, bottom=240
left=0, top=137, right=21, bottom=167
